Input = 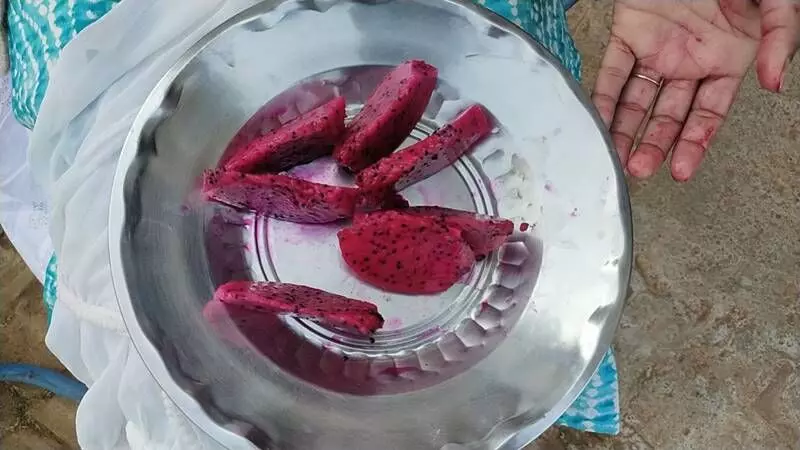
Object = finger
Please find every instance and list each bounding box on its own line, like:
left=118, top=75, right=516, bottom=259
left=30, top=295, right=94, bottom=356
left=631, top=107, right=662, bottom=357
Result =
left=592, top=35, right=636, bottom=128
left=609, top=67, right=663, bottom=167
left=670, top=77, right=743, bottom=182
left=756, top=0, right=800, bottom=92
left=627, top=79, right=698, bottom=179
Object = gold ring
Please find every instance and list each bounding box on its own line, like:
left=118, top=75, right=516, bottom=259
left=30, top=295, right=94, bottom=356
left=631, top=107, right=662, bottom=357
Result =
left=632, top=73, right=662, bottom=87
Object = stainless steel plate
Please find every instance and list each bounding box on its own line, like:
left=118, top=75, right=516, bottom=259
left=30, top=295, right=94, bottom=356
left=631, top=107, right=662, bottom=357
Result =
left=108, top=0, right=632, bottom=449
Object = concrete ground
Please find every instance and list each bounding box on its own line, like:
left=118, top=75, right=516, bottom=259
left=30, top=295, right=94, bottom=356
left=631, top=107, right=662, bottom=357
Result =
left=1, top=1, right=798, bottom=448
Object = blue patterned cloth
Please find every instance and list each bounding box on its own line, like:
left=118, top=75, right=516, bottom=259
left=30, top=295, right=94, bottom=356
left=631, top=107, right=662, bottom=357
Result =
left=43, top=253, right=58, bottom=326
left=556, top=349, right=620, bottom=434
left=13, top=0, right=619, bottom=438
left=476, top=0, right=582, bottom=80
left=7, top=0, right=122, bottom=128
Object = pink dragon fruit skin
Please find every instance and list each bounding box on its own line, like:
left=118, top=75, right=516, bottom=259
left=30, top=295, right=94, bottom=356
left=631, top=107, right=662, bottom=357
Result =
left=223, top=96, right=346, bottom=174
left=202, top=170, right=358, bottom=223
left=333, top=60, right=438, bottom=172
left=356, top=104, right=493, bottom=192
left=355, top=207, right=513, bottom=257
left=338, top=213, right=475, bottom=295
left=214, top=280, right=384, bottom=335
left=202, top=170, right=402, bottom=223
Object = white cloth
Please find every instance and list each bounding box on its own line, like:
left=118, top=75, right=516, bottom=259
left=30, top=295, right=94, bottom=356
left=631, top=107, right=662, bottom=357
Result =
left=28, top=1, right=258, bottom=448
left=0, top=75, right=52, bottom=282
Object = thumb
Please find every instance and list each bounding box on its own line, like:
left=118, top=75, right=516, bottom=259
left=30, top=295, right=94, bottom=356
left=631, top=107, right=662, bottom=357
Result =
left=756, top=0, right=800, bottom=92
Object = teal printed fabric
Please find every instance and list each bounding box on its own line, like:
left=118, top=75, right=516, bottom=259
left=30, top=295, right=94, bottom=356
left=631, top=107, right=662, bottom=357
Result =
left=556, top=350, right=621, bottom=434
left=476, top=0, right=582, bottom=80
left=43, top=253, right=57, bottom=326
left=35, top=0, right=619, bottom=438
left=7, top=0, right=122, bottom=128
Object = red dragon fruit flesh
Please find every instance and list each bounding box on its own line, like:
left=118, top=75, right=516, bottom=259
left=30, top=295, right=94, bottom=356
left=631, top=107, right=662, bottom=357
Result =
left=333, top=60, right=438, bottom=172
left=338, top=213, right=475, bottom=295
left=356, top=104, right=493, bottom=193
left=224, top=96, right=346, bottom=174
left=214, top=280, right=384, bottom=335
left=355, top=207, right=513, bottom=258
left=202, top=170, right=401, bottom=223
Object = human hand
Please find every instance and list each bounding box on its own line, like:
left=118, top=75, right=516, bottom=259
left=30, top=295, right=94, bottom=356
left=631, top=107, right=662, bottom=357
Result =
left=592, top=0, right=799, bottom=182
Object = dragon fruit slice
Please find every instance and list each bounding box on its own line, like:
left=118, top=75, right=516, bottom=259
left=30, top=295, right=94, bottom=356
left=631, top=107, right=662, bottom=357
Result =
left=333, top=60, right=438, bottom=171
left=356, top=104, right=493, bottom=192
left=202, top=170, right=400, bottom=223
left=224, top=96, right=346, bottom=173
left=338, top=213, right=475, bottom=295
left=214, top=280, right=384, bottom=335
left=355, top=206, right=512, bottom=257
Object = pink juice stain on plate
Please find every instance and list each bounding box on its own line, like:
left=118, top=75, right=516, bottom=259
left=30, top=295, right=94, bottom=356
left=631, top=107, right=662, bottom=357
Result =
left=380, top=366, right=418, bottom=377
left=414, top=184, right=435, bottom=204
left=418, top=326, right=442, bottom=339
left=288, top=157, right=345, bottom=186
left=385, top=317, right=403, bottom=330
left=280, top=222, right=340, bottom=246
